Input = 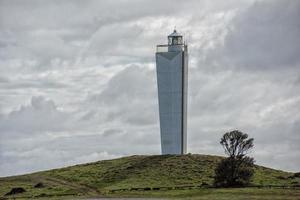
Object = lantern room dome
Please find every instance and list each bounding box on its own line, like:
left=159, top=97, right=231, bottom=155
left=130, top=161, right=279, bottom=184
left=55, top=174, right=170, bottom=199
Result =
left=168, top=29, right=182, bottom=37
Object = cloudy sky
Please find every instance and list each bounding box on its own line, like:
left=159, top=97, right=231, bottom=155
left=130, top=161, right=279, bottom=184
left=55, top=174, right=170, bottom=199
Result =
left=0, top=0, right=299, bottom=177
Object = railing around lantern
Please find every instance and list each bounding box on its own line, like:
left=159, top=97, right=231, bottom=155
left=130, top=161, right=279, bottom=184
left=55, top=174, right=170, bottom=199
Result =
left=156, top=44, right=187, bottom=53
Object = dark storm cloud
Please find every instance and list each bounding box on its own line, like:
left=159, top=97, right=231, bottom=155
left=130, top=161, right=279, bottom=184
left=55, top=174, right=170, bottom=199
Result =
left=212, top=0, right=300, bottom=70
left=0, top=0, right=299, bottom=176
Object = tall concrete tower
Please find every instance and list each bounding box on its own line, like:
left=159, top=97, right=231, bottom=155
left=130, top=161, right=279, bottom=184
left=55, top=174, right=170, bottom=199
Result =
left=155, top=29, right=188, bottom=155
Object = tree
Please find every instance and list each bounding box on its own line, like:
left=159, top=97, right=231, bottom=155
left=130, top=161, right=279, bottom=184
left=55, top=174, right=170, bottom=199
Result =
left=214, top=130, right=255, bottom=187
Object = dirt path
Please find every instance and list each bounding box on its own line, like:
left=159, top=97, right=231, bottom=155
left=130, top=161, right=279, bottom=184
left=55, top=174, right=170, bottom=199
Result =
left=42, top=175, right=102, bottom=196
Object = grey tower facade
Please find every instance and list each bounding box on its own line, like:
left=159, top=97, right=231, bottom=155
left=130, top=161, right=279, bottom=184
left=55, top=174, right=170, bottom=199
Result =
left=155, top=30, right=188, bottom=155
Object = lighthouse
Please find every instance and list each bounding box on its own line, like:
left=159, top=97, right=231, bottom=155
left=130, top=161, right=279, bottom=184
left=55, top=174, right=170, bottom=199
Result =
left=155, top=29, right=188, bottom=155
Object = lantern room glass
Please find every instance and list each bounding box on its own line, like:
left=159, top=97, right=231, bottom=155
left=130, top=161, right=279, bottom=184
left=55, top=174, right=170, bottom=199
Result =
left=168, top=36, right=183, bottom=45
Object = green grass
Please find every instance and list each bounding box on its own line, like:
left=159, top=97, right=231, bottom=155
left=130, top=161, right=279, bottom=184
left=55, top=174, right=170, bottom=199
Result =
left=107, top=188, right=300, bottom=200
left=0, top=154, right=299, bottom=199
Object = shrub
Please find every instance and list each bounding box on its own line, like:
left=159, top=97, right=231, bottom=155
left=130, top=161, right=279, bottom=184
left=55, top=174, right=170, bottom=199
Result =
left=214, top=130, right=255, bottom=187
left=5, top=187, right=26, bottom=196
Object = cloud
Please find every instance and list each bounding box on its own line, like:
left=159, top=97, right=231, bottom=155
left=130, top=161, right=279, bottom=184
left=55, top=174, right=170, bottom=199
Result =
left=0, top=0, right=299, bottom=176
left=186, top=0, right=300, bottom=172
left=88, top=64, right=158, bottom=126
left=0, top=96, right=71, bottom=136
left=212, top=0, right=300, bottom=70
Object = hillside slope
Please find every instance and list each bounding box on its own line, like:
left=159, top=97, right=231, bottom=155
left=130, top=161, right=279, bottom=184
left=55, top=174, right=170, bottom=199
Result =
left=0, top=154, right=299, bottom=198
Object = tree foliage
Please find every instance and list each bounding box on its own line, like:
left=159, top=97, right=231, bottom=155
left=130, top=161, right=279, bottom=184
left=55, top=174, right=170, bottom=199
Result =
left=220, top=130, right=254, bottom=158
left=214, top=130, right=255, bottom=187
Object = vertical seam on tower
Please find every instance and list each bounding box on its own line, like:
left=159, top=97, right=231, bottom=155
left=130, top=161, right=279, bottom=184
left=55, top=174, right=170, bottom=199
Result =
left=181, top=51, right=184, bottom=155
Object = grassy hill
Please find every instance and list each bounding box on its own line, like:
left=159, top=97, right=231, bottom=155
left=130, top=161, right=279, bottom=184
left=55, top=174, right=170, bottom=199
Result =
left=0, top=154, right=299, bottom=199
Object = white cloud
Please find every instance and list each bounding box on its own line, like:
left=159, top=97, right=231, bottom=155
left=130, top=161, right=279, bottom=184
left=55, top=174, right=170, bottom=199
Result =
left=0, top=0, right=299, bottom=176
left=0, top=96, right=71, bottom=135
